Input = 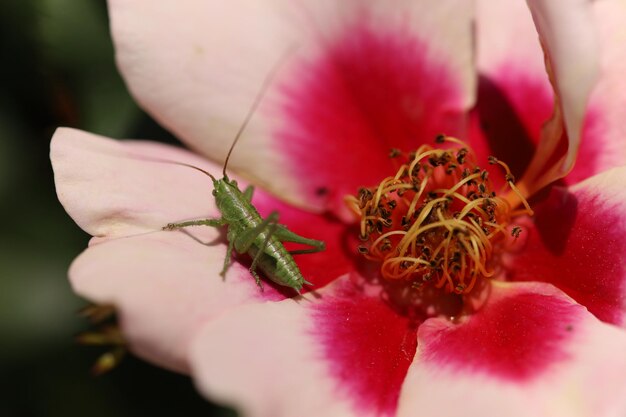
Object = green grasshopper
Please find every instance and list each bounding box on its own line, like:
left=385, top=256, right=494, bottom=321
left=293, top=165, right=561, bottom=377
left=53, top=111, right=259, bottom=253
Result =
left=162, top=62, right=325, bottom=293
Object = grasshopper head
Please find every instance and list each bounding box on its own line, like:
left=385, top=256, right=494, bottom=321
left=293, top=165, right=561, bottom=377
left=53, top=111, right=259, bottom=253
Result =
left=211, top=176, right=238, bottom=198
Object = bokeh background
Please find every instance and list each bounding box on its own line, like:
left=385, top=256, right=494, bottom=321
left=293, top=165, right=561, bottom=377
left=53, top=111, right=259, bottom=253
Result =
left=1, top=1, right=235, bottom=415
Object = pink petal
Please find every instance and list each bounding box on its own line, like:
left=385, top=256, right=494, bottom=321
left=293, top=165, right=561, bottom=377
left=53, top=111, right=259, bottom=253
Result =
left=470, top=0, right=553, bottom=180
left=52, top=127, right=353, bottom=291
left=526, top=0, right=599, bottom=176
left=569, top=0, right=626, bottom=183
left=55, top=128, right=357, bottom=370
left=506, top=167, right=626, bottom=326
left=190, top=275, right=420, bottom=417
left=398, top=282, right=626, bottom=417
left=51, top=127, right=221, bottom=238
left=108, top=0, right=475, bottom=213
left=70, top=231, right=285, bottom=373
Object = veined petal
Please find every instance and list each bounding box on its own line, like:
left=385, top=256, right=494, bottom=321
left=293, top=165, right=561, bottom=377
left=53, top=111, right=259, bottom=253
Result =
left=522, top=0, right=599, bottom=189
left=189, top=275, right=420, bottom=417
left=397, top=282, right=626, bottom=417
left=70, top=231, right=286, bottom=373
left=108, top=0, right=475, bottom=214
left=506, top=166, right=626, bottom=326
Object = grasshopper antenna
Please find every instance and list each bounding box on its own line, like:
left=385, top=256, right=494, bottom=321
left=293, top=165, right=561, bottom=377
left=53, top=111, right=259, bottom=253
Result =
left=222, top=47, right=296, bottom=178
left=169, top=161, right=217, bottom=182
left=126, top=155, right=218, bottom=182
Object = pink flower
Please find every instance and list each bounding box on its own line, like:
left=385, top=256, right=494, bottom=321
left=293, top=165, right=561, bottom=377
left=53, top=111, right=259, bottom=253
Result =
left=52, top=1, right=626, bottom=416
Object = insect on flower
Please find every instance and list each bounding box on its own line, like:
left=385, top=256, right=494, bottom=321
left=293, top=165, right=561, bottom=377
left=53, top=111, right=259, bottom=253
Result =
left=161, top=58, right=326, bottom=294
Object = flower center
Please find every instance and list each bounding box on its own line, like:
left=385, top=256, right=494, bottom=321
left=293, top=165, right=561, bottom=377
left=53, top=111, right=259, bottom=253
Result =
left=346, top=135, right=533, bottom=295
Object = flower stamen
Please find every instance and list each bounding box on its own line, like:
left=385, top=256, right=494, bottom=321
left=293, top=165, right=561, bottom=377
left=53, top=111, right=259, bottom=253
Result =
left=346, top=135, right=533, bottom=295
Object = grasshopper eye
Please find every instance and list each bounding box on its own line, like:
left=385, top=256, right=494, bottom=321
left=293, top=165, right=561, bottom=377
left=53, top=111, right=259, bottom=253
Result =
left=212, top=189, right=217, bottom=196
left=231, top=180, right=238, bottom=187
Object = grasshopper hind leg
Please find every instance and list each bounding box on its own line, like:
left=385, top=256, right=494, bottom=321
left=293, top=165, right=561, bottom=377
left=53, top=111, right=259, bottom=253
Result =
left=233, top=211, right=281, bottom=289
left=274, top=225, right=326, bottom=254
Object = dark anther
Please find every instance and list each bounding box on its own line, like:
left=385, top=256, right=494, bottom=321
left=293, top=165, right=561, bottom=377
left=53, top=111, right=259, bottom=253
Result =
left=488, top=156, right=498, bottom=165
left=389, top=148, right=402, bottom=158
left=411, top=162, right=422, bottom=176
left=481, top=170, right=489, bottom=181
left=456, top=148, right=468, bottom=164
left=387, top=200, right=397, bottom=209
left=357, top=245, right=369, bottom=254
left=461, top=168, right=470, bottom=178
left=505, top=173, right=516, bottom=183
left=435, top=134, right=446, bottom=144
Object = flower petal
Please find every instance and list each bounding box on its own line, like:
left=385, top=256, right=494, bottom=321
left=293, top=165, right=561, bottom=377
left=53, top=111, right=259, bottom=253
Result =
left=506, top=166, right=626, bottom=326
left=52, top=127, right=353, bottom=291
left=70, top=231, right=285, bottom=373
left=525, top=0, right=599, bottom=180
left=51, top=127, right=221, bottom=238
left=108, top=0, right=475, bottom=213
left=569, top=0, right=626, bottom=183
left=470, top=0, right=552, bottom=180
left=189, top=275, right=420, bottom=417
left=397, top=282, right=626, bottom=417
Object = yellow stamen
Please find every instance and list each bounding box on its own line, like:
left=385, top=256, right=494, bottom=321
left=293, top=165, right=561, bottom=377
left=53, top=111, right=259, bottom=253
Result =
left=347, top=135, right=532, bottom=294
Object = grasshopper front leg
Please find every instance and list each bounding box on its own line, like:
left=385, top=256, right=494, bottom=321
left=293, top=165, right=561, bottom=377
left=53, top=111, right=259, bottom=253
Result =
left=163, top=218, right=226, bottom=230
left=162, top=217, right=234, bottom=278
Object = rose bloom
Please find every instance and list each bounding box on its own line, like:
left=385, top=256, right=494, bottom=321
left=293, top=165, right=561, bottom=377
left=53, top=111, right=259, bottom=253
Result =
left=52, top=1, right=626, bottom=416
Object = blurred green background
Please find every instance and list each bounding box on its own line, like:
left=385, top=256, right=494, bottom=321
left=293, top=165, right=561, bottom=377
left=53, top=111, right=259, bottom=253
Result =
left=0, top=1, right=235, bottom=415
